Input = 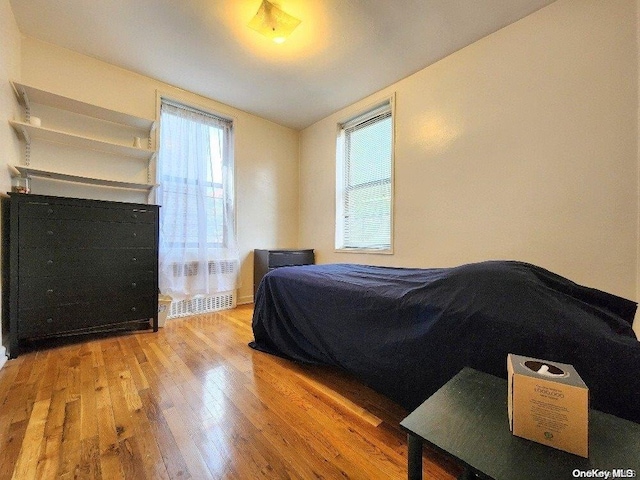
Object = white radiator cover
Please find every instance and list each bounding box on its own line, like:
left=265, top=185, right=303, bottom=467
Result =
left=172, top=259, right=238, bottom=277
left=168, top=291, right=236, bottom=319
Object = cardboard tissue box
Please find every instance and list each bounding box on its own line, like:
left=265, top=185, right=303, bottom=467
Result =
left=507, top=354, right=589, bottom=457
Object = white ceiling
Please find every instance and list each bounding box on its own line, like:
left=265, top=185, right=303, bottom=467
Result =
left=10, top=0, right=556, bottom=130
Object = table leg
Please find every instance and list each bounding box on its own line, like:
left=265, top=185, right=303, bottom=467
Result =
left=407, top=433, right=423, bottom=480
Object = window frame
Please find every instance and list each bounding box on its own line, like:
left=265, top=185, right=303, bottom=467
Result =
left=335, top=95, right=395, bottom=254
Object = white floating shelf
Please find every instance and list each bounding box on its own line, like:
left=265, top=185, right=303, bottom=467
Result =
left=11, top=81, right=156, bottom=131
left=9, top=120, right=156, bottom=161
left=13, top=166, right=158, bottom=192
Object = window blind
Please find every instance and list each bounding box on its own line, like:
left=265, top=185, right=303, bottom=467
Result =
left=339, top=101, right=393, bottom=250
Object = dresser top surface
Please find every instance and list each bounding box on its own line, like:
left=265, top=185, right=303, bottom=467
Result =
left=7, top=192, right=159, bottom=210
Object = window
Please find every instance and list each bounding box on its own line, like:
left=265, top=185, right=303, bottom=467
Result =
left=157, top=99, right=239, bottom=298
left=336, top=99, right=394, bottom=252
left=158, top=101, right=233, bottom=248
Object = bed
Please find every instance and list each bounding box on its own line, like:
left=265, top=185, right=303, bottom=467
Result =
left=249, top=261, right=640, bottom=424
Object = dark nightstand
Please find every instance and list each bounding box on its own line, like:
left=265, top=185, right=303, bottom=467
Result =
left=253, top=249, right=314, bottom=299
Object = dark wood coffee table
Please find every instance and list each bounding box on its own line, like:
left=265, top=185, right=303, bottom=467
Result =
left=400, top=367, right=640, bottom=480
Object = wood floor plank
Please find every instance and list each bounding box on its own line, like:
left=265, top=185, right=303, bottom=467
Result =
left=25, top=351, right=49, bottom=386
left=164, top=331, right=309, bottom=479
left=117, top=370, right=143, bottom=413
left=147, top=351, right=239, bottom=478
left=35, top=430, right=62, bottom=480
left=80, top=374, right=99, bottom=441
left=178, top=322, right=380, bottom=477
left=97, top=445, right=125, bottom=480
left=102, top=344, right=137, bottom=443
left=124, top=355, right=149, bottom=392
left=65, top=348, right=83, bottom=405
left=137, top=350, right=174, bottom=412
left=10, top=353, right=44, bottom=426
left=51, top=346, right=73, bottom=393
left=0, top=305, right=459, bottom=480
left=162, top=406, right=213, bottom=480
left=80, top=343, right=96, bottom=385
left=138, top=339, right=232, bottom=474
left=293, top=369, right=383, bottom=426
left=0, top=359, right=23, bottom=415
left=96, top=405, right=125, bottom=480
left=0, top=420, right=27, bottom=480
left=0, top=384, right=26, bottom=458
left=95, top=361, right=125, bottom=480
left=89, top=341, right=105, bottom=369
left=34, top=352, right=57, bottom=404
left=57, top=399, right=82, bottom=479
left=138, top=389, right=190, bottom=480
left=249, top=359, right=394, bottom=478
left=121, top=386, right=171, bottom=480
left=118, top=337, right=150, bottom=392
left=117, top=436, right=146, bottom=480
left=205, top=358, right=352, bottom=479
left=10, top=397, right=49, bottom=480
left=78, top=436, right=102, bottom=480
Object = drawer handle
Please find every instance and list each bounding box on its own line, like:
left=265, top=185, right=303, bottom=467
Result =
left=131, top=282, right=137, bottom=288
left=47, top=259, right=53, bottom=265
left=131, top=307, right=137, bottom=312
left=46, top=317, right=53, bottom=324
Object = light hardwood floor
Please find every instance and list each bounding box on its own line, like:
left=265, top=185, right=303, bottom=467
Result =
left=0, top=304, right=460, bottom=479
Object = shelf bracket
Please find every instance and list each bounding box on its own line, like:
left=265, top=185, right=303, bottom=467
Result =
left=14, top=85, right=32, bottom=166
left=21, top=124, right=31, bottom=167
left=13, top=122, right=32, bottom=167
left=17, top=86, right=31, bottom=122
left=147, top=152, right=156, bottom=184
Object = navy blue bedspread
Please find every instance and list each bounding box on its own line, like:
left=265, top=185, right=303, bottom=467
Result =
left=249, top=261, right=640, bottom=423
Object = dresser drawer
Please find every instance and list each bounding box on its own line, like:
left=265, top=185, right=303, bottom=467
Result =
left=19, top=247, right=157, bottom=277
left=18, top=295, right=156, bottom=339
left=19, top=218, right=156, bottom=249
left=18, top=272, right=156, bottom=311
left=19, top=201, right=156, bottom=224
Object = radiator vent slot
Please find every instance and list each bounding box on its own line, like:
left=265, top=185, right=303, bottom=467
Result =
left=172, top=260, right=238, bottom=277
left=168, top=291, right=236, bottom=319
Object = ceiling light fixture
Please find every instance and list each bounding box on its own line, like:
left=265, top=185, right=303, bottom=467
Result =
left=248, top=0, right=301, bottom=44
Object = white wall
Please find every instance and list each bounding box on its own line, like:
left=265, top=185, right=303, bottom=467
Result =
left=0, top=0, right=22, bottom=365
left=20, top=37, right=300, bottom=305
left=300, top=0, right=639, bottom=333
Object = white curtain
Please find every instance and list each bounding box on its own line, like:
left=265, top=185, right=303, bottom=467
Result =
left=157, top=100, right=239, bottom=300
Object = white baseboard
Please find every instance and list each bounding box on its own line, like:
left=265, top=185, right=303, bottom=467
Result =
left=0, top=346, right=7, bottom=371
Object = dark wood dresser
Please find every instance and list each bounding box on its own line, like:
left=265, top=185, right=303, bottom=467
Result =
left=253, top=249, right=315, bottom=298
left=4, top=193, right=159, bottom=358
